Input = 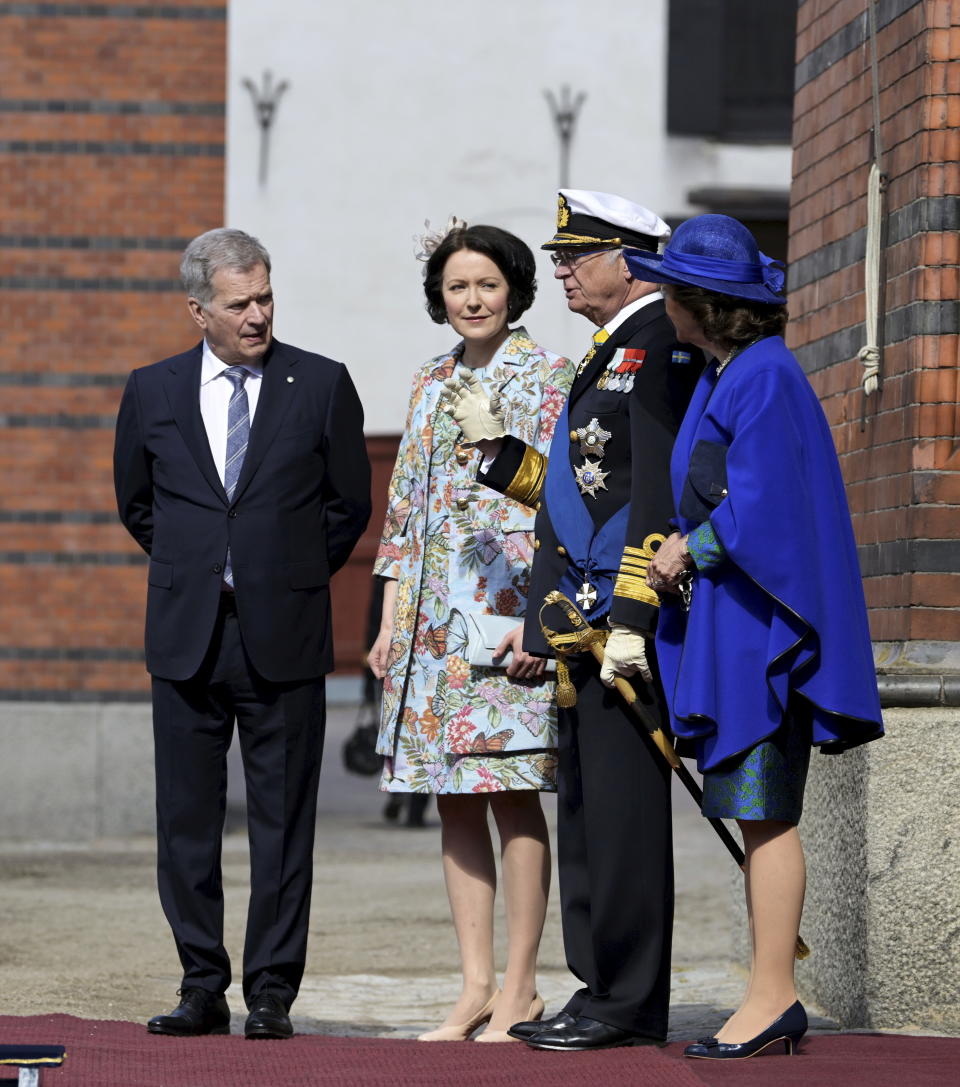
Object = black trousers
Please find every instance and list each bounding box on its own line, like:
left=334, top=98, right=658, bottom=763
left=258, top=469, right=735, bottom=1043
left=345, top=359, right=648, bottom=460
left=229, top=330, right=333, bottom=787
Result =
left=151, top=595, right=326, bottom=1008
left=557, top=654, right=674, bottom=1038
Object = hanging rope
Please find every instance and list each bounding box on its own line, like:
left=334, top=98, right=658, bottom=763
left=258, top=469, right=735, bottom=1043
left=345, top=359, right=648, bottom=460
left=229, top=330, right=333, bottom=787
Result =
left=858, top=161, right=883, bottom=395
left=858, top=0, right=887, bottom=399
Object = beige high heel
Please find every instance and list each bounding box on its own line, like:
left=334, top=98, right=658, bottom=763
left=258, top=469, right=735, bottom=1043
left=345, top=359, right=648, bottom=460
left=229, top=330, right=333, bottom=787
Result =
left=475, top=993, right=545, bottom=1043
left=417, top=990, right=500, bottom=1042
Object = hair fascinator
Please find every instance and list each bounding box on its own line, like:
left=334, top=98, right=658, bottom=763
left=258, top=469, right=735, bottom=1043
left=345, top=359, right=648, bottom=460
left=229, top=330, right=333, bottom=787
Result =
left=414, top=215, right=468, bottom=264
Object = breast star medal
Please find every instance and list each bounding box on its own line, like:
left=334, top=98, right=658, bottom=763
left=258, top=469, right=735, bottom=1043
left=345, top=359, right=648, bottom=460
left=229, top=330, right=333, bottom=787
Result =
left=574, top=458, right=609, bottom=498
left=576, top=581, right=598, bottom=611
left=575, top=418, right=612, bottom=459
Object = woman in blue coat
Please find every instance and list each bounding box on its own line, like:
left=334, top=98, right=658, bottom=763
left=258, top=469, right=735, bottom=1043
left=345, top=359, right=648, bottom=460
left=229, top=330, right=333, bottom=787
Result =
left=627, top=216, right=883, bottom=1060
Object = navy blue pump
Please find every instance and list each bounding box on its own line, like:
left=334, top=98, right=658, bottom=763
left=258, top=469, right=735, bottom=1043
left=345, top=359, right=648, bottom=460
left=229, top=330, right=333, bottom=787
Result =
left=684, top=1000, right=807, bottom=1060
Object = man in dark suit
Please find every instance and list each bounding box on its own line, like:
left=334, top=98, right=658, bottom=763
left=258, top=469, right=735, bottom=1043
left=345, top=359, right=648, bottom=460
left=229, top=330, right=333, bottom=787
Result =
left=114, top=228, right=370, bottom=1040
left=443, top=191, right=704, bottom=1050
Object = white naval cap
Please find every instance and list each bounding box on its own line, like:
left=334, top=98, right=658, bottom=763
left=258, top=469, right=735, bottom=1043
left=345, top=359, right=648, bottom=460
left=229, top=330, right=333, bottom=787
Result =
left=542, top=189, right=671, bottom=252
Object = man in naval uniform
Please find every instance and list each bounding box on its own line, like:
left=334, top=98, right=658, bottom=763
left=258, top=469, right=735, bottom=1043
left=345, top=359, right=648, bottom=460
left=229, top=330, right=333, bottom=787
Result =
left=442, top=190, right=704, bottom=1050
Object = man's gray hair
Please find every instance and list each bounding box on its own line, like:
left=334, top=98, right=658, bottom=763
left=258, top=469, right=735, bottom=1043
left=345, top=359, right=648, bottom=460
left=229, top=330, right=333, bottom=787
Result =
left=180, top=228, right=272, bottom=306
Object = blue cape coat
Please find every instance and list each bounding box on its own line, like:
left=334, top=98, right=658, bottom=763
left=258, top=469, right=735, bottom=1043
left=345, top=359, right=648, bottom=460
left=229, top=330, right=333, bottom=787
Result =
left=656, top=337, right=883, bottom=771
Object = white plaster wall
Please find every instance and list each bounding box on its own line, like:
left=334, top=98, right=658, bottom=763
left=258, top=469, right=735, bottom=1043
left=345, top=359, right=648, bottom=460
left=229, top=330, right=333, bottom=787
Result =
left=227, top=0, right=791, bottom=433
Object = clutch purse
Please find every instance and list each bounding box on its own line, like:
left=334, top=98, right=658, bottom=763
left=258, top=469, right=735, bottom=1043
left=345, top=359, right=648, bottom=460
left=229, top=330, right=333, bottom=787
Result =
left=678, top=439, right=729, bottom=523
left=465, top=613, right=556, bottom=672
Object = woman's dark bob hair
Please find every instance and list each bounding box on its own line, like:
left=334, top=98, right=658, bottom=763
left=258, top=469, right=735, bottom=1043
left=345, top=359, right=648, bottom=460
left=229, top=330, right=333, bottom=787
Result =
left=423, top=225, right=537, bottom=325
left=665, top=282, right=788, bottom=348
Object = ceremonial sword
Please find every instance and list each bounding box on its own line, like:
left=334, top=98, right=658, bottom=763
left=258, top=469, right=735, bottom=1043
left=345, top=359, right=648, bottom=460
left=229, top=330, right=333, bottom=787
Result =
left=539, top=589, right=810, bottom=960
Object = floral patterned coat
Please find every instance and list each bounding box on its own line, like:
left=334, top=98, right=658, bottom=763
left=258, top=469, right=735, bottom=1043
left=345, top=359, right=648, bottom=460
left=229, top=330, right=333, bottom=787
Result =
left=374, top=328, right=574, bottom=793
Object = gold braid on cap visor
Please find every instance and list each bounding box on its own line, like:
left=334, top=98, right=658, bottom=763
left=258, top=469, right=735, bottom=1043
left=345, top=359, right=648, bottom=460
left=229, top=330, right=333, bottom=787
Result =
left=546, top=233, right=623, bottom=248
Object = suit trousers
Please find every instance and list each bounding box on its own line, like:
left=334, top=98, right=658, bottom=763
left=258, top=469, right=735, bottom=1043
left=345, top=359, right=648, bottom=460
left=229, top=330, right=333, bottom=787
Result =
left=151, top=594, right=326, bottom=1008
left=557, top=653, right=674, bottom=1038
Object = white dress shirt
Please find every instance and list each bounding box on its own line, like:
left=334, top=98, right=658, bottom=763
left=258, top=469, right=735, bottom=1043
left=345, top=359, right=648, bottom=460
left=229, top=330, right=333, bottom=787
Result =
left=603, top=290, right=663, bottom=336
left=198, top=340, right=264, bottom=486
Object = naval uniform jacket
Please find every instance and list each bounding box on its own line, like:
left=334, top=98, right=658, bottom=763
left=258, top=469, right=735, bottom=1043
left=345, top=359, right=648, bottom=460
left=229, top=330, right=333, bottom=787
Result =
left=480, top=298, right=705, bottom=654
left=479, top=297, right=705, bottom=1036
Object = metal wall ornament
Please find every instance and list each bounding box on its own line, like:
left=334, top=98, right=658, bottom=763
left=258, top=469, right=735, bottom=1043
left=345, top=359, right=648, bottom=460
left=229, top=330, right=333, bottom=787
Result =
left=242, top=70, right=290, bottom=186
left=544, top=85, right=587, bottom=189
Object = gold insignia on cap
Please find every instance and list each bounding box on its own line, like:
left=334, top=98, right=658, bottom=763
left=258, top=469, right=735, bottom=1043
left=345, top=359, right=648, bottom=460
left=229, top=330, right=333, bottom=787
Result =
left=557, top=194, right=570, bottom=229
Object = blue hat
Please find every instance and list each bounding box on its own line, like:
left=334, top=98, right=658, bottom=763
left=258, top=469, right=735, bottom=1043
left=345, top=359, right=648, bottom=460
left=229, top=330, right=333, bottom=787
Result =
left=623, top=214, right=785, bottom=304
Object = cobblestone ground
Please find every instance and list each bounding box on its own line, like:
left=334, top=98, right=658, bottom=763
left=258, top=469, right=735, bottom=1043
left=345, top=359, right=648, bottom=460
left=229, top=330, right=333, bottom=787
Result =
left=0, top=706, right=834, bottom=1040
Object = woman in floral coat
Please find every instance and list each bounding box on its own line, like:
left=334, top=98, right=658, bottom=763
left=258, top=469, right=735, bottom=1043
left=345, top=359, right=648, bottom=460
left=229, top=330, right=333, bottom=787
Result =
left=369, top=223, right=573, bottom=1042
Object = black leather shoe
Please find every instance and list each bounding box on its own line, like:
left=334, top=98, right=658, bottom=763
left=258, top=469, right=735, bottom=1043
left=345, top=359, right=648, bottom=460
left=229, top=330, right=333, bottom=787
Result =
left=245, top=992, right=293, bottom=1040
left=147, top=989, right=231, bottom=1036
left=507, top=1010, right=577, bottom=1041
left=525, top=1015, right=661, bottom=1051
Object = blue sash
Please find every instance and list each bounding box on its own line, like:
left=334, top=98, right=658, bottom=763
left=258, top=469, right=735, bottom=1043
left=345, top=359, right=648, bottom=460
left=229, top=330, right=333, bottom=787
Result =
left=544, top=400, right=630, bottom=619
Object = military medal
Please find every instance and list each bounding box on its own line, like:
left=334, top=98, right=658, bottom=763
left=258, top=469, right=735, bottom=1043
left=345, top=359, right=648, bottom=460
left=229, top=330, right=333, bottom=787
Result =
left=575, top=418, right=612, bottom=459
left=574, top=458, right=609, bottom=498
left=576, top=581, right=598, bottom=611
left=598, top=347, right=646, bottom=392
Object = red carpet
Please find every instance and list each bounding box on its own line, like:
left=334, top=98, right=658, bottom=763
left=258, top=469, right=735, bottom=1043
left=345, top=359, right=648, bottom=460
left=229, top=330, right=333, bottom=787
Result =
left=0, top=1016, right=956, bottom=1087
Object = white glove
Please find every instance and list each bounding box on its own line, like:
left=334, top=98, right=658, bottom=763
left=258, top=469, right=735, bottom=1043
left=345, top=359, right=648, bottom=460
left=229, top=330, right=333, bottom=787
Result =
left=439, top=366, right=506, bottom=444
left=600, top=622, right=652, bottom=687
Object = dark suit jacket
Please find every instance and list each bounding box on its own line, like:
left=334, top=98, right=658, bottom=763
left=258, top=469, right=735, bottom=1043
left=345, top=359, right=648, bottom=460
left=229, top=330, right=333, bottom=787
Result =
left=114, top=338, right=371, bottom=683
left=481, top=300, right=704, bottom=654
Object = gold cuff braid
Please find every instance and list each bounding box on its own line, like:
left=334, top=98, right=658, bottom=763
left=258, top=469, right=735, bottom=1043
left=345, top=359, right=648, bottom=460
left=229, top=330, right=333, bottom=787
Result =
left=613, top=533, right=667, bottom=609
left=613, top=575, right=660, bottom=607
left=503, top=445, right=548, bottom=508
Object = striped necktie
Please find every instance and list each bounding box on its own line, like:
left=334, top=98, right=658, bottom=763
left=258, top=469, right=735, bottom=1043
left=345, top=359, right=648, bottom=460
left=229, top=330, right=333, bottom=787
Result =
left=222, top=366, right=249, bottom=588
left=576, top=327, right=610, bottom=377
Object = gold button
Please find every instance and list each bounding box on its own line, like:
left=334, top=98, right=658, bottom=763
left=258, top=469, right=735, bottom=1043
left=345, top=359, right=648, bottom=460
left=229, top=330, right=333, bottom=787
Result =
left=534, top=538, right=541, bottom=551
left=456, top=497, right=469, bottom=510
left=569, top=430, right=578, bottom=442
left=557, top=545, right=567, bottom=556
left=456, top=451, right=470, bottom=464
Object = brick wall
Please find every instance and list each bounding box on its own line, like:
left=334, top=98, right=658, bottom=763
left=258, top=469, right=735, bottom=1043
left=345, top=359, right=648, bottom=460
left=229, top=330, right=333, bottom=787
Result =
left=790, top=0, right=960, bottom=645
left=0, top=2, right=227, bottom=699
